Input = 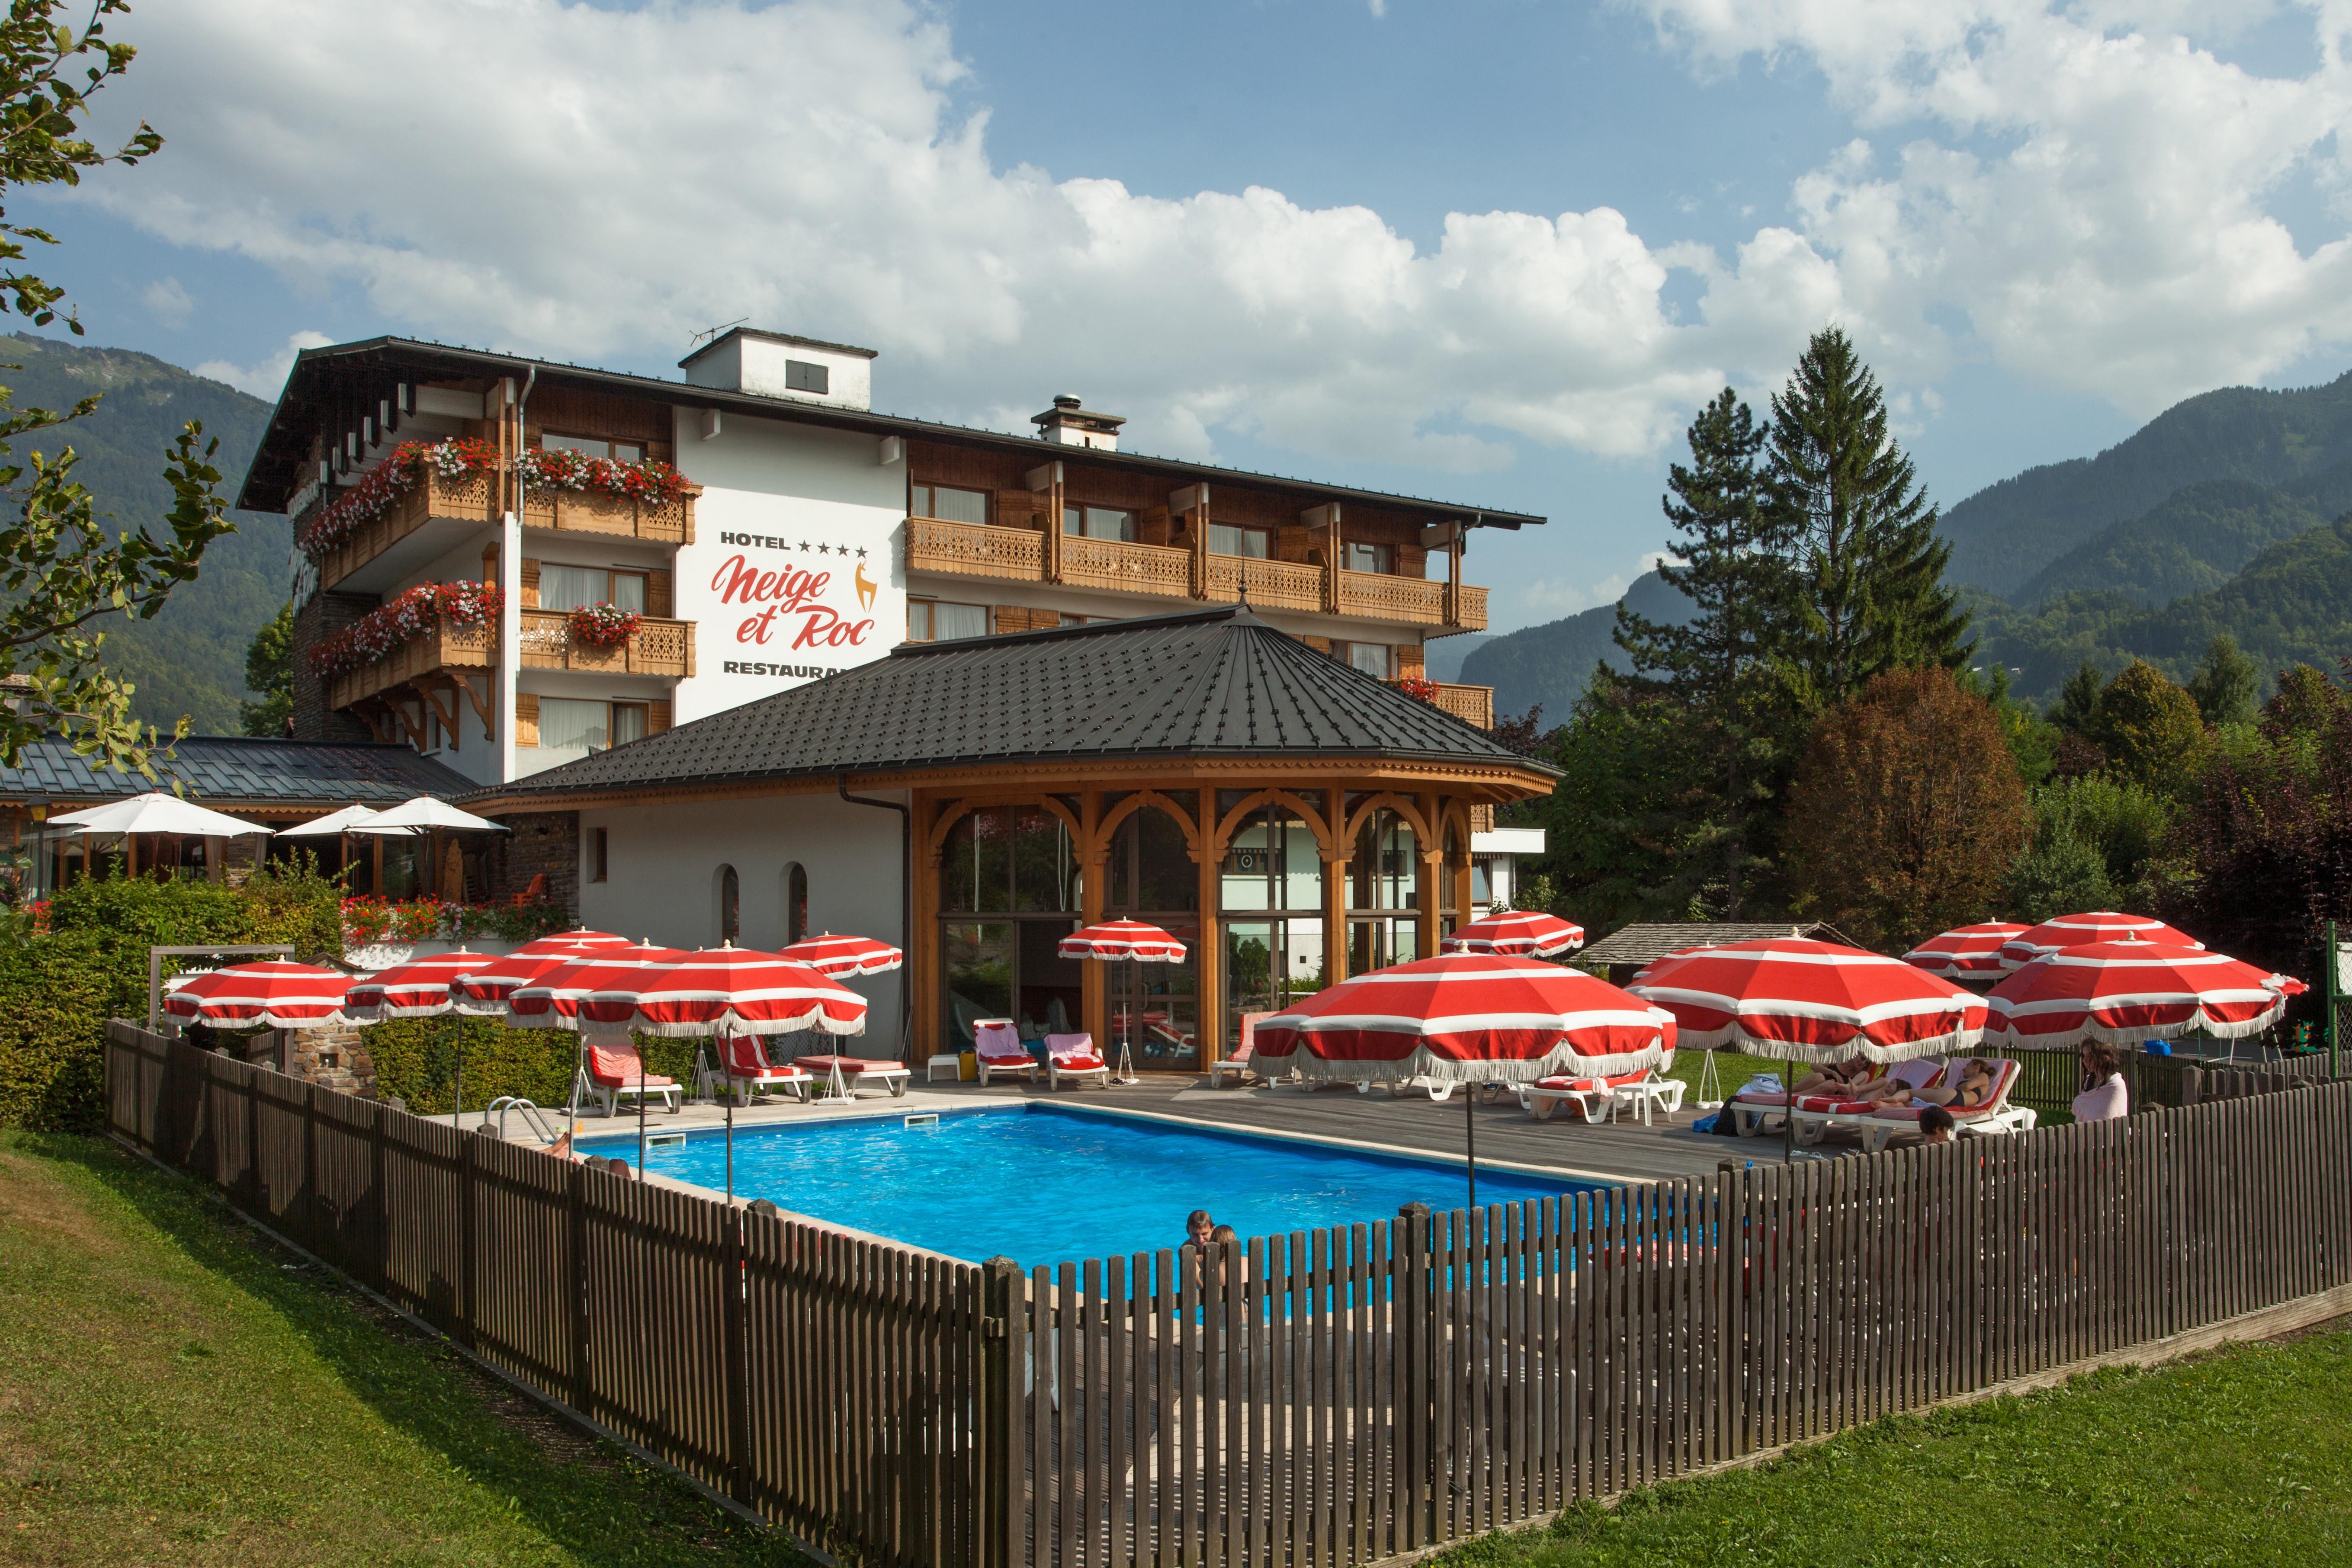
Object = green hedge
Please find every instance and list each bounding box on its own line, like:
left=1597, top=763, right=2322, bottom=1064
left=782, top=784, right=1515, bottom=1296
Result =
left=0, top=864, right=344, bottom=1132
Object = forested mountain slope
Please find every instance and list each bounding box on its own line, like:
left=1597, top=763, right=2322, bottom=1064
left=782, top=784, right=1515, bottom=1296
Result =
left=1458, top=569, right=1692, bottom=721
left=0, top=334, right=282, bottom=732
left=1938, top=372, right=2352, bottom=597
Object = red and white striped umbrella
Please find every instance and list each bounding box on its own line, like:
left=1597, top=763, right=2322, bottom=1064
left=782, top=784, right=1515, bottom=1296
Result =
left=507, top=944, right=690, bottom=1032
left=1902, top=922, right=2031, bottom=980
left=1986, top=942, right=2306, bottom=1047
left=163, top=961, right=355, bottom=1031
left=343, top=950, right=488, bottom=1022
left=1440, top=910, right=1586, bottom=958
left=777, top=931, right=905, bottom=978
left=1998, top=911, right=2200, bottom=970
left=1252, top=953, right=1676, bottom=1083
left=513, top=928, right=632, bottom=956
left=449, top=951, right=581, bottom=1017
left=583, top=945, right=869, bottom=1037
left=1059, top=920, right=1187, bottom=962
left=1625, top=938, right=1985, bottom=1065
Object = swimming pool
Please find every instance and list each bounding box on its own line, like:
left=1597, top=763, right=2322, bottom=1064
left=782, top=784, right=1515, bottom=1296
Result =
left=579, top=1104, right=1609, bottom=1270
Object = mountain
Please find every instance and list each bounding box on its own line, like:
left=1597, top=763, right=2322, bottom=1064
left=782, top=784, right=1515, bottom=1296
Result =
left=1938, top=371, right=2352, bottom=597
left=1422, top=632, right=1492, bottom=684
left=1973, top=512, right=2352, bottom=705
left=1458, top=570, right=1693, bottom=722
left=0, top=334, right=283, bottom=732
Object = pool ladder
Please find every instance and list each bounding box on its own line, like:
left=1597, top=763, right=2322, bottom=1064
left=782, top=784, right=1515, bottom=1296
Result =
left=485, top=1096, right=563, bottom=1145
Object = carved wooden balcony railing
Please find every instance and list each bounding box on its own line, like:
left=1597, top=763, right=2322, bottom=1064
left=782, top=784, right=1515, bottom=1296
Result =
left=1203, top=555, right=1323, bottom=612
left=520, top=486, right=695, bottom=546
left=1060, top=534, right=1192, bottom=598
left=905, top=516, right=1044, bottom=581
left=1431, top=682, right=1495, bottom=729
left=313, top=466, right=698, bottom=592
left=517, top=610, right=695, bottom=677
left=328, top=615, right=496, bottom=711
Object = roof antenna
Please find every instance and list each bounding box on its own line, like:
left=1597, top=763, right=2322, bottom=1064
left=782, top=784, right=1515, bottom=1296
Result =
left=688, top=317, right=750, bottom=350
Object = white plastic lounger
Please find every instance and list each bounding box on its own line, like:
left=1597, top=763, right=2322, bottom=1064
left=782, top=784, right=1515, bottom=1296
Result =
left=1786, top=1057, right=1947, bottom=1145
left=1853, top=1058, right=2035, bottom=1151
left=1518, top=1069, right=1654, bottom=1123
left=1045, top=1032, right=1110, bottom=1090
left=972, top=1020, right=1037, bottom=1086
left=712, top=1033, right=814, bottom=1106
left=583, top=1037, right=682, bottom=1116
left=1206, top=1013, right=1271, bottom=1088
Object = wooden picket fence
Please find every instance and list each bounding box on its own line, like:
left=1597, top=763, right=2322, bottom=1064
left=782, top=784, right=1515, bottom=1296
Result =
left=108, top=1021, right=2352, bottom=1568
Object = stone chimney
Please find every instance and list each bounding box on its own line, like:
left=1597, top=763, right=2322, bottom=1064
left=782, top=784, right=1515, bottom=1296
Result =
left=1031, top=394, right=1126, bottom=451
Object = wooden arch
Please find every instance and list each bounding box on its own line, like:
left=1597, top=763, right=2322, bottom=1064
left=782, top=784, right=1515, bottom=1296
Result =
left=1095, top=789, right=1202, bottom=863
left=924, top=793, right=1087, bottom=866
left=1341, top=791, right=1437, bottom=849
left=1210, top=788, right=1336, bottom=859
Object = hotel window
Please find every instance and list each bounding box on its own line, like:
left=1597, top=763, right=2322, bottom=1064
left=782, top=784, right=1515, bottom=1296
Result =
left=1345, top=541, right=1393, bottom=574
left=911, top=483, right=989, bottom=526
left=593, top=827, right=609, bottom=883
left=539, top=564, right=647, bottom=613
left=1208, top=522, right=1270, bottom=558
left=542, top=432, right=645, bottom=465
left=536, top=698, right=648, bottom=754
left=908, top=599, right=989, bottom=641
left=718, top=864, right=741, bottom=944
left=1062, top=506, right=1135, bottom=542
left=785, top=863, right=809, bottom=945
left=785, top=359, right=830, bottom=394
left=1332, top=641, right=1392, bottom=679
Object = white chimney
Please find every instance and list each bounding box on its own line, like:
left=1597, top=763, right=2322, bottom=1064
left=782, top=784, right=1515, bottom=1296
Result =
left=1032, top=394, right=1125, bottom=451
left=680, top=327, right=876, bottom=411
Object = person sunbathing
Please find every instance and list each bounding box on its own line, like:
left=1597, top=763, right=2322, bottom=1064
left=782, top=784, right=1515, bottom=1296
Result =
left=1790, top=1056, right=1874, bottom=1097
left=1912, top=1058, right=1996, bottom=1110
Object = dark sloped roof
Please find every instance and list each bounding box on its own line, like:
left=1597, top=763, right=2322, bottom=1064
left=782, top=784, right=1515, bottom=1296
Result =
left=1577, top=921, right=1861, bottom=966
left=0, top=735, right=475, bottom=811
left=478, top=605, right=1554, bottom=801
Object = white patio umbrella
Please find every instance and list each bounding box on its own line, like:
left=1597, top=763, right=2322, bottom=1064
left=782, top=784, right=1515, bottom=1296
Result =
left=48, top=791, right=273, bottom=838
left=277, top=804, right=413, bottom=837
left=354, top=797, right=510, bottom=834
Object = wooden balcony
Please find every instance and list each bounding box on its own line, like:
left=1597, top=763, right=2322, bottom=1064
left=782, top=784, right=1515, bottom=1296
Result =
left=1061, top=534, right=1191, bottom=598
left=1431, top=682, right=1494, bottom=729
left=328, top=615, right=495, bottom=710
left=908, top=513, right=1492, bottom=629
left=1204, top=555, right=1322, bottom=612
left=521, top=486, right=694, bottom=546
left=905, top=516, right=1043, bottom=581
left=312, top=468, right=498, bottom=592
left=518, top=609, right=694, bottom=677
left=314, top=465, right=697, bottom=592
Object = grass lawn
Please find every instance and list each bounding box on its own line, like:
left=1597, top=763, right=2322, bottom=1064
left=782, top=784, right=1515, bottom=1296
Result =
left=1433, top=1323, right=2352, bottom=1568
left=0, top=1130, right=808, bottom=1567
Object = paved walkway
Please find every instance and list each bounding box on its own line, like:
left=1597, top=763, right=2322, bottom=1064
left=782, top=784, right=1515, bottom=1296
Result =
left=433, top=1068, right=1751, bottom=1186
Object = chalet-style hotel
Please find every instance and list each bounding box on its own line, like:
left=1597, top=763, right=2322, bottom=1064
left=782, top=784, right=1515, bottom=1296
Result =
left=242, top=329, right=1556, bottom=1070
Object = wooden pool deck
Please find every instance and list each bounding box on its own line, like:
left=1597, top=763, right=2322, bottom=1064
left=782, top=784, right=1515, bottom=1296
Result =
left=444, top=1069, right=1758, bottom=1187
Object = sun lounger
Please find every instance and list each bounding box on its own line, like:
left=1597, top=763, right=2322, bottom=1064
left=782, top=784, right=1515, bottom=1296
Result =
left=1207, top=1012, right=1271, bottom=1087
left=1045, top=1032, right=1110, bottom=1090
left=1728, top=1058, right=1940, bottom=1137
left=1852, top=1058, right=2034, bottom=1151
left=972, top=1020, right=1037, bottom=1086
left=712, top=1033, right=813, bottom=1106
left=1517, top=1069, right=1655, bottom=1123
left=1786, top=1057, right=1947, bottom=1145
left=798, top=1054, right=913, bottom=1100
left=583, top=1037, right=681, bottom=1116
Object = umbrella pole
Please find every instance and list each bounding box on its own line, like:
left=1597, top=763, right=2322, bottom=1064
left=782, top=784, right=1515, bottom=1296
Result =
left=725, top=1085, right=735, bottom=1206
left=450, top=1014, right=463, bottom=1132
left=1466, top=1085, right=1477, bottom=1211
left=637, top=1040, right=648, bottom=1177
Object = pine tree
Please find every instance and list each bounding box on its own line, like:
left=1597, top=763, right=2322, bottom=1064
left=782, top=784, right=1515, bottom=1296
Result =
left=2053, top=661, right=2106, bottom=735
left=2186, top=634, right=2258, bottom=728
left=239, top=601, right=294, bottom=737
left=1610, top=387, right=1788, bottom=915
left=1765, top=327, right=1970, bottom=710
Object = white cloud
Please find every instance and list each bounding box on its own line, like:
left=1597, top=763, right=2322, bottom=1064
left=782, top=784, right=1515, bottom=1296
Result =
left=74, top=0, right=1820, bottom=471
left=140, top=276, right=192, bottom=327
left=195, top=329, right=331, bottom=400
left=1635, top=0, right=2352, bottom=414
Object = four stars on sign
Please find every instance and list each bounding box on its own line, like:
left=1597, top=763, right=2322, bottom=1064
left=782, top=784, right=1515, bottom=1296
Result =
left=792, top=540, right=870, bottom=559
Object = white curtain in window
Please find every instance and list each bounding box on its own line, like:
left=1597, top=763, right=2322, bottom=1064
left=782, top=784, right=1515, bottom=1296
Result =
left=1349, top=643, right=1393, bottom=678
left=540, top=564, right=604, bottom=612
left=538, top=697, right=608, bottom=752
left=934, top=601, right=988, bottom=639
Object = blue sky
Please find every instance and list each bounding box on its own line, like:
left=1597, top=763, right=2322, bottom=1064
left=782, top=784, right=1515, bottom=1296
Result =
left=32, top=0, right=2352, bottom=631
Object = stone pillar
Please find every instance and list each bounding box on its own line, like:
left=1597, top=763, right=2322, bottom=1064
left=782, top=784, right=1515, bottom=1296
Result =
left=266, top=1024, right=379, bottom=1099
left=290, top=590, right=382, bottom=744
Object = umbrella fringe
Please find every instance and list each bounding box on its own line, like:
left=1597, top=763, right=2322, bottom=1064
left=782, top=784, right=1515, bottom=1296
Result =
left=1674, top=1023, right=1979, bottom=1065
left=1266, top=1042, right=1665, bottom=1083
left=629, top=1015, right=866, bottom=1038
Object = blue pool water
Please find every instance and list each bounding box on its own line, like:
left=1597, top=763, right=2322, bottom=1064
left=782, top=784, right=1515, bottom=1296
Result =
left=579, top=1104, right=1608, bottom=1270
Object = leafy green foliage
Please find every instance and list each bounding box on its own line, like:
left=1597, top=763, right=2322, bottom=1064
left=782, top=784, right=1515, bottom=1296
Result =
left=238, top=598, right=292, bottom=735
left=2009, top=471, right=2352, bottom=608
left=2, top=863, right=343, bottom=1130
left=2091, top=660, right=2210, bottom=792
left=0, top=1, right=233, bottom=770
left=2188, top=632, right=2260, bottom=728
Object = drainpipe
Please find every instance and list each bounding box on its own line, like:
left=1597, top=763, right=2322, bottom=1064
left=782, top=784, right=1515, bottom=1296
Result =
left=496, top=366, right=536, bottom=784
left=837, top=775, right=912, bottom=1052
